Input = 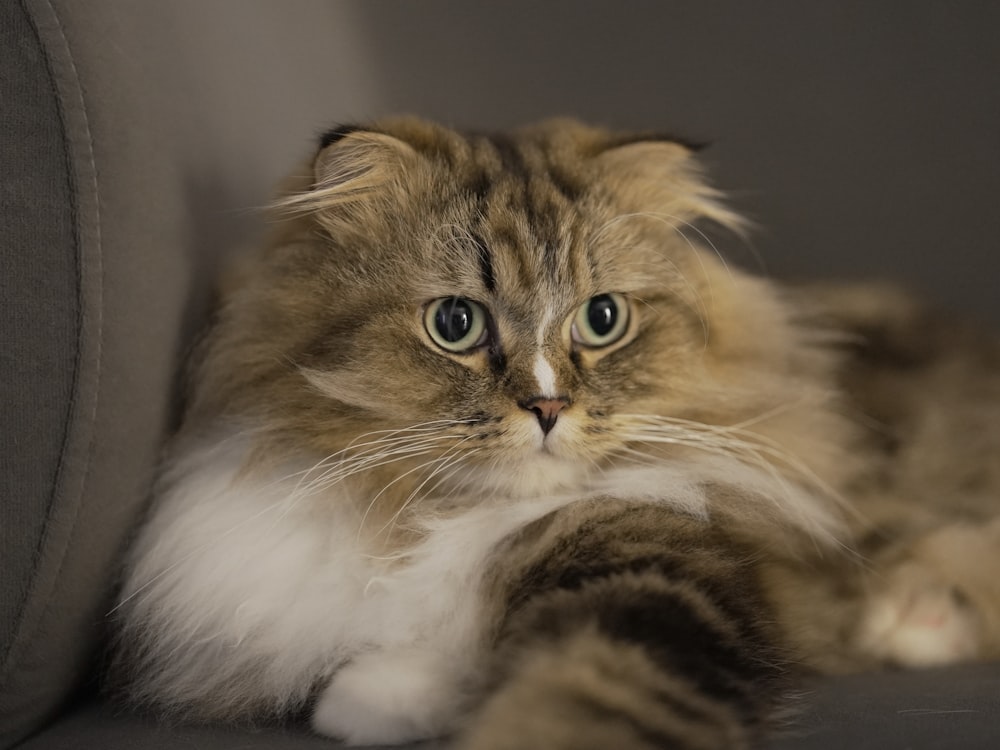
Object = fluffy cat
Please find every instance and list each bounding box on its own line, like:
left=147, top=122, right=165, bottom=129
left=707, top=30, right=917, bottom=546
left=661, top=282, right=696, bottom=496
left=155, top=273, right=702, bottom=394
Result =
left=110, top=118, right=1000, bottom=749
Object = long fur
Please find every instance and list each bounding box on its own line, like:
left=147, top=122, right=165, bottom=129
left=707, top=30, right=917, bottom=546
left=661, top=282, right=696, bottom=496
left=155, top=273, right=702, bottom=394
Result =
left=110, top=118, right=1000, bottom=748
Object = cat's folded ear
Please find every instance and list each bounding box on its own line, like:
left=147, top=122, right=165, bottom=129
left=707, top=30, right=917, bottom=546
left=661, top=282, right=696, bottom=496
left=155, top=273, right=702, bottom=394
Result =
left=593, top=136, right=745, bottom=232
left=274, top=125, right=420, bottom=228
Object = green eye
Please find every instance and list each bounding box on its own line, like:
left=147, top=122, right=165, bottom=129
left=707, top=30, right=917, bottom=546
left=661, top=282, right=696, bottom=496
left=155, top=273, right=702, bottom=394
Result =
left=572, top=293, right=630, bottom=348
left=424, top=297, right=488, bottom=352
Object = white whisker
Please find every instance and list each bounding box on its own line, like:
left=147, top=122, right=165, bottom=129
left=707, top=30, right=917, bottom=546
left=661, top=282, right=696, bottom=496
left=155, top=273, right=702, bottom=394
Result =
left=611, top=407, right=850, bottom=543
left=356, top=435, right=480, bottom=540
left=373, top=444, right=482, bottom=540
left=114, top=420, right=478, bottom=616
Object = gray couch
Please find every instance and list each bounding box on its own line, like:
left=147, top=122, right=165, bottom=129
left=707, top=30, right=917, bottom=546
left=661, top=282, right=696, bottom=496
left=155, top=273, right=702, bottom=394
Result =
left=3, top=2, right=998, bottom=748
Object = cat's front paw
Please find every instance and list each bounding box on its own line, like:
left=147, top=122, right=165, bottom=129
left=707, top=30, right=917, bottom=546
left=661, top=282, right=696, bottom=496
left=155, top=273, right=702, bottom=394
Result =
left=856, top=559, right=981, bottom=668
left=312, top=649, right=463, bottom=745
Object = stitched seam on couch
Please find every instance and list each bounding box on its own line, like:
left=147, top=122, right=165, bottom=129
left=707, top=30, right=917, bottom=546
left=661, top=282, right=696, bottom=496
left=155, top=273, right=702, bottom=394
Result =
left=0, top=0, right=103, bottom=690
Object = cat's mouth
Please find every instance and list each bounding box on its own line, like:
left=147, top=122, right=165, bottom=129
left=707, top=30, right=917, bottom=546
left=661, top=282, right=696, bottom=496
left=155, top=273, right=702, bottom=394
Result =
left=528, top=420, right=566, bottom=457
left=520, top=409, right=591, bottom=462
left=441, top=424, right=594, bottom=499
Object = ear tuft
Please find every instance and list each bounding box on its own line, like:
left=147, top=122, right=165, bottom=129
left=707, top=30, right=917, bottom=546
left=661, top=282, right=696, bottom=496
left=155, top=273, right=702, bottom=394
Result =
left=595, top=138, right=745, bottom=234
left=274, top=127, right=419, bottom=218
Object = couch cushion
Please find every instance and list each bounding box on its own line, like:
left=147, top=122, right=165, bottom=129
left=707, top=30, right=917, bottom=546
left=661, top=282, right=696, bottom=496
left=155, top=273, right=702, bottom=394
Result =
left=0, top=1, right=101, bottom=743
left=0, top=0, right=77, bottom=659
left=0, top=1, right=380, bottom=745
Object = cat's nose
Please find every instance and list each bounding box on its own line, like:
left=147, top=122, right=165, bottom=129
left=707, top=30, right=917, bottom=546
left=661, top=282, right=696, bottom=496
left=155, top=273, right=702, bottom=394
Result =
left=518, top=396, right=570, bottom=436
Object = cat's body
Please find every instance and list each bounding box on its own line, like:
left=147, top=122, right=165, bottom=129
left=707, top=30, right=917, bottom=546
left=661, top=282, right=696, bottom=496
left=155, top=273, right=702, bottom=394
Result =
left=111, top=118, right=1000, bottom=749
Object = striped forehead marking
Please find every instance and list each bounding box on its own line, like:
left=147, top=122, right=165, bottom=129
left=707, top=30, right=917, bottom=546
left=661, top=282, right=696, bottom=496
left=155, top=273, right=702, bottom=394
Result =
left=536, top=305, right=555, bottom=346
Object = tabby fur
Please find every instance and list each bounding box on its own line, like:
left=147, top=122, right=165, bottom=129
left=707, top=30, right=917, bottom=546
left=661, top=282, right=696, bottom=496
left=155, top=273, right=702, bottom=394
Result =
left=110, top=117, right=1000, bottom=749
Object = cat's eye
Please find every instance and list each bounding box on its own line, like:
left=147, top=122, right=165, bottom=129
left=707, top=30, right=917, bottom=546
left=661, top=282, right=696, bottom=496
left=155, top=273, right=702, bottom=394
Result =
left=424, top=297, right=488, bottom=353
left=571, top=293, right=630, bottom=348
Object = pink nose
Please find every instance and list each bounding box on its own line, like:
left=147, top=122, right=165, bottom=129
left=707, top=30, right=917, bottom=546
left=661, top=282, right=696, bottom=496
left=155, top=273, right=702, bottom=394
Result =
left=519, top=396, right=570, bottom=436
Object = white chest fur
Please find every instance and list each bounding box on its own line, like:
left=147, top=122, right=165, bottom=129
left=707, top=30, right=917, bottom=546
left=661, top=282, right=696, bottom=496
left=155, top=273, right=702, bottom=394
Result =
left=118, top=434, right=582, bottom=742
left=119, top=430, right=838, bottom=744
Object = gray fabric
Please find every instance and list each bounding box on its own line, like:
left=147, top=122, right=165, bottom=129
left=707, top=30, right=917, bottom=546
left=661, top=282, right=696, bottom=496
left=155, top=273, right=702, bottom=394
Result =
left=769, top=664, right=1000, bottom=749
left=0, top=0, right=78, bottom=677
left=0, top=0, right=96, bottom=742
left=15, top=665, right=1000, bottom=749
left=0, top=1, right=378, bottom=745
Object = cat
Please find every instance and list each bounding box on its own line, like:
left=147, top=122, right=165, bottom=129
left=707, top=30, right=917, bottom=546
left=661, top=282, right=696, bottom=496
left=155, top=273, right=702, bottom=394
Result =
left=110, top=117, right=1000, bottom=749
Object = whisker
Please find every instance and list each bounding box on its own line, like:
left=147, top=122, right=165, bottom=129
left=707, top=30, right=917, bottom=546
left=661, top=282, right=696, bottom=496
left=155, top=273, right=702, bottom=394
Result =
left=279, top=419, right=475, bottom=492
left=356, top=435, right=480, bottom=541
left=373, top=444, right=482, bottom=540
left=114, top=420, right=475, bottom=616
left=293, top=435, right=460, bottom=498
left=613, top=408, right=852, bottom=544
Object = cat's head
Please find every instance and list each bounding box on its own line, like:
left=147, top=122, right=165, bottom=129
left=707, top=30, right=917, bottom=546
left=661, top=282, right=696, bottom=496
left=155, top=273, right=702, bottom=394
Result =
left=193, top=118, right=842, bottom=510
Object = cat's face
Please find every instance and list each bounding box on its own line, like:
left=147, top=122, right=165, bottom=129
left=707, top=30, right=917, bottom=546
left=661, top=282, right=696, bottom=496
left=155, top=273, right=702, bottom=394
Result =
left=203, top=118, right=816, bottom=505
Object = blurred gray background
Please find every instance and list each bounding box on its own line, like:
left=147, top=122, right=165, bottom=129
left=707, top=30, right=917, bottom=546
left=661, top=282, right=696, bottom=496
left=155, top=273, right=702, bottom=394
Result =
left=232, top=1, right=1000, bottom=321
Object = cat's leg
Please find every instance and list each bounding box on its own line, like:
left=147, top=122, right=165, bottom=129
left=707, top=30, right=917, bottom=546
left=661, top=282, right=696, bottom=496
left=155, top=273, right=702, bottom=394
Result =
left=855, top=519, right=1000, bottom=667
left=311, top=647, right=469, bottom=745
left=454, top=499, right=787, bottom=750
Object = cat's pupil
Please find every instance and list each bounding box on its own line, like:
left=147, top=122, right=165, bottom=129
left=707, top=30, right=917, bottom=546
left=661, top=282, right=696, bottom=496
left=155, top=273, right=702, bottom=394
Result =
left=587, top=295, right=618, bottom=336
left=435, top=298, right=474, bottom=343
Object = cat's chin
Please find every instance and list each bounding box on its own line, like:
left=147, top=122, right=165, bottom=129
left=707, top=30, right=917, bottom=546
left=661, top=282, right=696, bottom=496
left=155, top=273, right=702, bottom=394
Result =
left=456, top=452, right=592, bottom=500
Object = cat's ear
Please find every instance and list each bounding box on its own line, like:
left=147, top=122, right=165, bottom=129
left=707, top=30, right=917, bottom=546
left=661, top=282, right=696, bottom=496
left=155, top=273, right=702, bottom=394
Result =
left=275, top=125, right=420, bottom=225
left=312, top=125, right=419, bottom=197
left=593, top=137, right=745, bottom=232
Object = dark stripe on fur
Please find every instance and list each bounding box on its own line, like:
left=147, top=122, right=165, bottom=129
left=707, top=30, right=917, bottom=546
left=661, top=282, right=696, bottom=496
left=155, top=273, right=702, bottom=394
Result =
left=504, top=570, right=773, bottom=721
left=569, top=691, right=694, bottom=748
left=472, top=231, right=497, bottom=293
left=486, top=134, right=566, bottom=279
left=542, top=239, right=559, bottom=279
left=467, top=168, right=493, bottom=202
left=488, top=134, right=530, bottom=179
left=596, top=580, right=767, bottom=714
left=544, top=159, right=584, bottom=202
left=487, top=340, right=507, bottom=377
left=460, top=500, right=787, bottom=750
